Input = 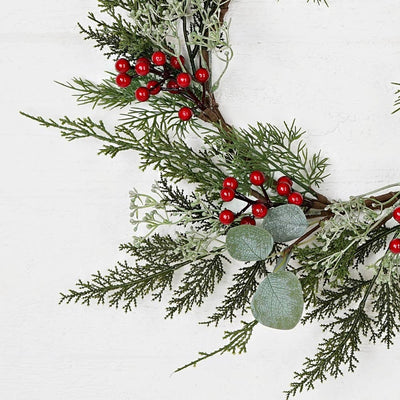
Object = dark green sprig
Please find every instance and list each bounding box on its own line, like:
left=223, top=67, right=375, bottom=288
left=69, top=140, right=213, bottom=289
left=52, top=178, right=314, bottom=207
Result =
left=285, top=271, right=379, bottom=399
left=203, top=260, right=269, bottom=326
left=175, top=320, right=258, bottom=373
left=79, top=11, right=153, bottom=58
left=392, top=82, right=400, bottom=114
left=371, top=282, right=400, bottom=348
left=166, top=254, right=226, bottom=318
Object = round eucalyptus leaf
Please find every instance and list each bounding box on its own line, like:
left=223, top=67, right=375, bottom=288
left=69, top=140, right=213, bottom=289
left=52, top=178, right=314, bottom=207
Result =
left=262, top=204, right=308, bottom=242
left=251, top=271, right=304, bottom=330
left=226, top=225, right=274, bottom=262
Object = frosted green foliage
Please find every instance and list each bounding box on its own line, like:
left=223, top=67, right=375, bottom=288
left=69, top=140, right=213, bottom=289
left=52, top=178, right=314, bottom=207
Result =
left=262, top=204, right=308, bottom=243
left=226, top=225, right=274, bottom=262
left=251, top=271, right=304, bottom=330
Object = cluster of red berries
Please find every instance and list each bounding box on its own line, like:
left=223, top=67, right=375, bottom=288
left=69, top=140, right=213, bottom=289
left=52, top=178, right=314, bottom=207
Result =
left=275, top=176, right=304, bottom=205
left=389, top=206, right=400, bottom=254
left=219, top=175, right=266, bottom=226
left=115, top=51, right=210, bottom=122
left=218, top=171, right=303, bottom=226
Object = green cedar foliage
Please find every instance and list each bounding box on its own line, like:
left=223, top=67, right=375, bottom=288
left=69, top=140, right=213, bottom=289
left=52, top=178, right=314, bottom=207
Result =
left=23, top=0, right=400, bottom=398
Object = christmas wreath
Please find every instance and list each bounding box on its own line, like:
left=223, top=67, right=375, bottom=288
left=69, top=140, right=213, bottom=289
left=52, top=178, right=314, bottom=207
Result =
left=22, top=1, right=400, bottom=398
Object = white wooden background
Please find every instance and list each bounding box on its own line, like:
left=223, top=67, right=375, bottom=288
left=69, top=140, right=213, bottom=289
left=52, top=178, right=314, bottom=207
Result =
left=2, top=1, right=400, bottom=399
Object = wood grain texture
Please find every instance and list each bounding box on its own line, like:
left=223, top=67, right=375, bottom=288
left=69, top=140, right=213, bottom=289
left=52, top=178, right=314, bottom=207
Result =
left=1, top=1, right=400, bottom=399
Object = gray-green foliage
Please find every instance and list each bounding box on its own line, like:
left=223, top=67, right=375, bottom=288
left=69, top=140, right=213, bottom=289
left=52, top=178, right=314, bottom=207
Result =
left=251, top=270, right=304, bottom=330
left=262, top=204, right=308, bottom=243
left=226, top=225, right=274, bottom=261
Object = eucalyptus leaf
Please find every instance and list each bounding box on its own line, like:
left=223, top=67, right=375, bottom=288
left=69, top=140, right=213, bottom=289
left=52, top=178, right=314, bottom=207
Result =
left=226, top=225, right=274, bottom=262
left=262, top=204, right=308, bottom=242
left=251, top=270, right=304, bottom=330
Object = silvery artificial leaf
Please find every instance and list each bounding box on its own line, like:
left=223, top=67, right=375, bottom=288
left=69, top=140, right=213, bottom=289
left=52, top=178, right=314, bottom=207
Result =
left=251, top=270, right=304, bottom=330
left=226, top=225, right=274, bottom=262
left=262, top=204, right=308, bottom=242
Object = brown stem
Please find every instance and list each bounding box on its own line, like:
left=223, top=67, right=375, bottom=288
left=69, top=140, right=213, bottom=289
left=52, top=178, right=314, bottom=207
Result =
left=283, top=216, right=331, bottom=256
left=364, top=191, right=399, bottom=210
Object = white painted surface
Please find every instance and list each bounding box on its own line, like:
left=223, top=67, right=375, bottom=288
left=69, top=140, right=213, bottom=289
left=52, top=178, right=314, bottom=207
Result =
left=1, top=1, right=400, bottom=399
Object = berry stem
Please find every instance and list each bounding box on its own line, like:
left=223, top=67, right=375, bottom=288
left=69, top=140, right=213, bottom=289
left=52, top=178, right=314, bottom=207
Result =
left=236, top=203, right=252, bottom=217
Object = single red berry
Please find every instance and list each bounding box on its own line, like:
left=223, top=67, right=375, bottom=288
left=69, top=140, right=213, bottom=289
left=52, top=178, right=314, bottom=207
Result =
left=288, top=192, right=304, bottom=206
left=116, top=73, right=132, bottom=88
left=170, top=55, right=185, bottom=69
left=277, top=176, right=293, bottom=187
left=249, top=170, right=265, bottom=186
left=240, top=216, right=256, bottom=226
left=177, top=73, right=191, bottom=88
left=195, top=68, right=210, bottom=83
left=223, top=177, right=238, bottom=190
left=147, top=80, right=161, bottom=95
left=393, top=207, right=400, bottom=223
left=276, top=182, right=291, bottom=196
left=135, top=61, right=150, bottom=76
left=166, top=80, right=180, bottom=93
left=178, top=107, right=193, bottom=121
left=220, top=188, right=235, bottom=202
left=252, top=203, right=268, bottom=219
left=135, top=87, right=150, bottom=102
left=389, top=238, right=400, bottom=254
left=115, top=58, right=131, bottom=73
left=151, top=51, right=166, bottom=66
left=219, top=209, right=235, bottom=225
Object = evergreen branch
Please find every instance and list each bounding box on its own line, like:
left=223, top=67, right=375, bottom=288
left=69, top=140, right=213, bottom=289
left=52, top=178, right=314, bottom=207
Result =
left=203, top=260, right=269, bottom=326
left=175, top=320, right=258, bottom=373
left=166, top=254, right=226, bottom=318
left=307, top=0, right=329, bottom=6
left=120, top=94, right=198, bottom=137
left=205, top=121, right=329, bottom=196
left=285, top=266, right=381, bottom=399
left=79, top=11, right=154, bottom=58
left=59, top=260, right=179, bottom=312
left=392, top=82, right=400, bottom=114
left=61, top=233, right=211, bottom=312
left=56, top=75, right=141, bottom=110
left=20, top=112, right=137, bottom=158
left=301, top=277, right=370, bottom=324
left=372, top=282, right=400, bottom=348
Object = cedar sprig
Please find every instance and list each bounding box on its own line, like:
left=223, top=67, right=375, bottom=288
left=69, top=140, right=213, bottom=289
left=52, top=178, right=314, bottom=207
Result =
left=175, top=320, right=258, bottom=373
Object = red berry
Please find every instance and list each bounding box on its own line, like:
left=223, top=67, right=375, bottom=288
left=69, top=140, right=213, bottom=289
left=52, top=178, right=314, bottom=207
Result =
left=151, top=51, right=166, bottom=66
left=116, top=73, right=132, bottom=88
left=219, top=209, right=235, bottom=225
left=135, top=61, right=150, bottom=76
left=222, top=177, right=238, bottom=190
left=135, top=87, right=150, bottom=102
left=288, top=192, right=304, bottom=206
left=166, top=80, right=180, bottom=93
left=147, top=80, right=161, bottom=95
left=177, top=73, right=191, bottom=88
left=240, top=216, right=256, bottom=226
left=252, top=203, right=268, bottom=219
left=393, top=207, right=400, bottom=223
left=277, top=176, right=293, bottom=187
left=115, top=58, right=131, bottom=73
left=220, top=188, right=235, bottom=202
left=276, top=182, right=291, bottom=196
left=389, top=238, right=400, bottom=254
left=178, top=107, right=193, bottom=121
left=249, top=170, right=265, bottom=186
left=195, top=68, right=210, bottom=83
left=170, top=55, right=185, bottom=69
